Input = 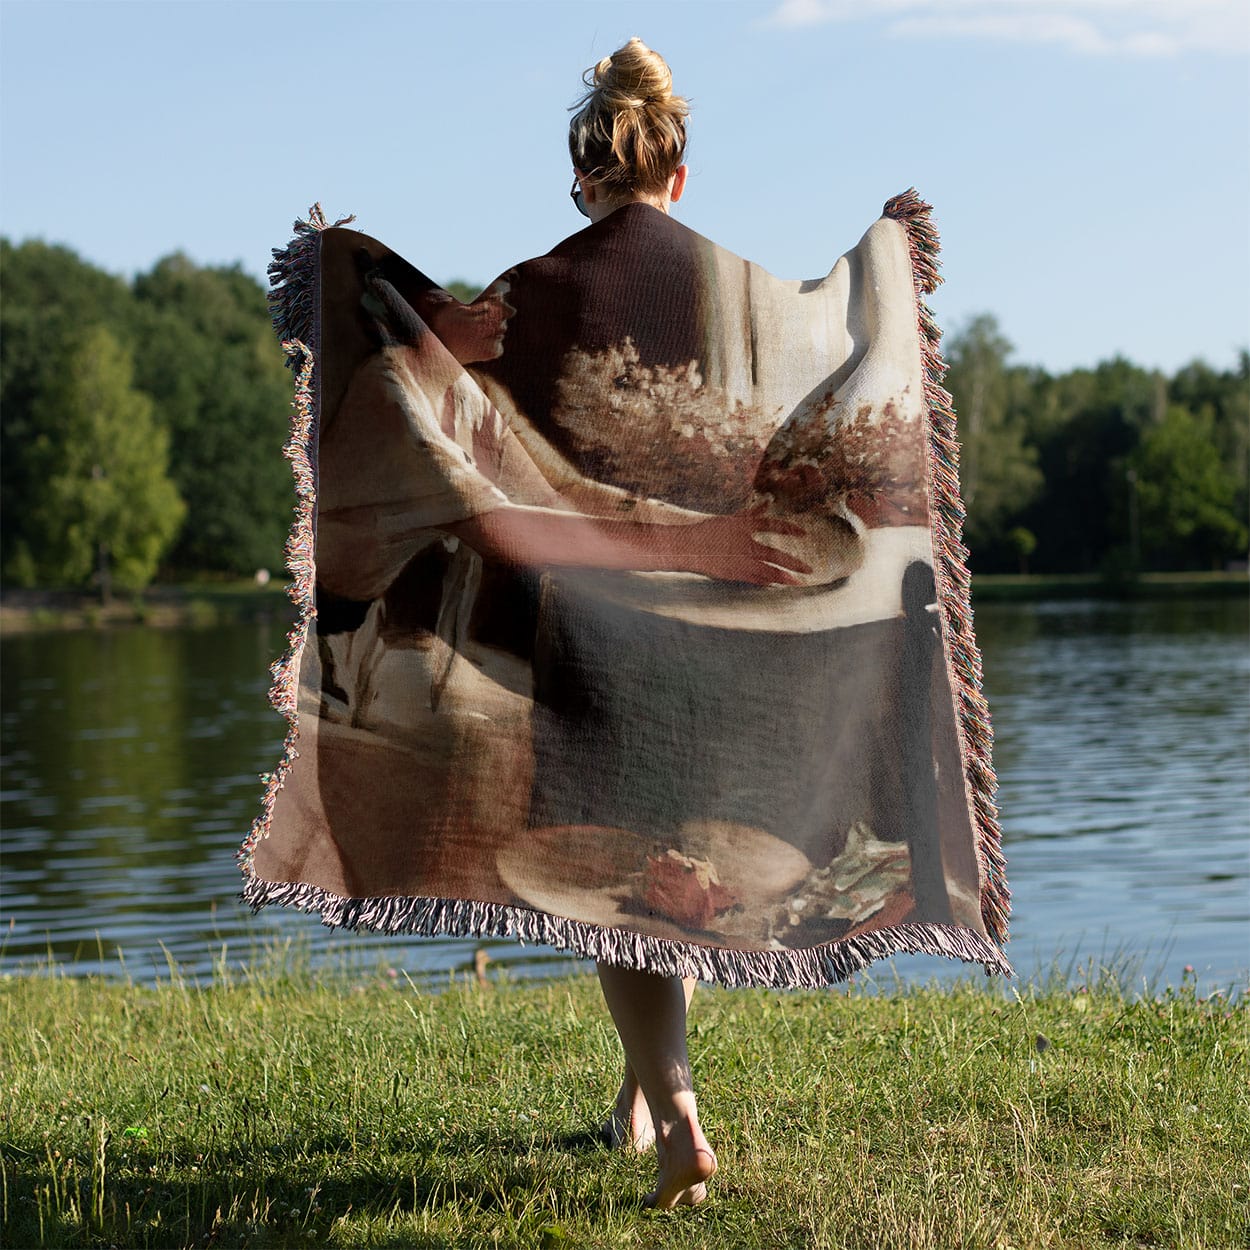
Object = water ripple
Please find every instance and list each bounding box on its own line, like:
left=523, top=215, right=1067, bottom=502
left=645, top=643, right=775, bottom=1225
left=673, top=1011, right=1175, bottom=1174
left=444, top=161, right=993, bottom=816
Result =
left=2, top=600, right=1246, bottom=992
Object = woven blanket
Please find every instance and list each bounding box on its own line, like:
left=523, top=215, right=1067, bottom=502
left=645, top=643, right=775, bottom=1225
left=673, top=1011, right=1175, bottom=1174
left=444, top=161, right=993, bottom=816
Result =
left=239, top=192, right=1011, bottom=987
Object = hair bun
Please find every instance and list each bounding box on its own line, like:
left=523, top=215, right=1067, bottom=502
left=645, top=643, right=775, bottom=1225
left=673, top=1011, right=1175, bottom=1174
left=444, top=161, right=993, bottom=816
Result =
left=594, top=36, right=673, bottom=109
left=569, top=38, right=689, bottom=196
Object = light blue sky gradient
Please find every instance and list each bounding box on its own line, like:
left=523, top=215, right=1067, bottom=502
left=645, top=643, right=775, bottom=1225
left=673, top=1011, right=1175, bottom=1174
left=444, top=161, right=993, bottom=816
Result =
left=2, top=0, right=1246, bottom=373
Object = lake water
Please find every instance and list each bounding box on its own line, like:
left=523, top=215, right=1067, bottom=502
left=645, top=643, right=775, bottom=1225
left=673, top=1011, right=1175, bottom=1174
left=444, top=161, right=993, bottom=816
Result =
left=2, top=597, right=1247, bottom=994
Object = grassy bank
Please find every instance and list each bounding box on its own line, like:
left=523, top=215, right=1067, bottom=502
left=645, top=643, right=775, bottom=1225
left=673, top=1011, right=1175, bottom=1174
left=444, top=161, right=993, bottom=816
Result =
left=2, top=966, right=1245, bottom=1249
left=0, top=582, right=294, bottom=634
left=969, top=570, right=1248, bottom=602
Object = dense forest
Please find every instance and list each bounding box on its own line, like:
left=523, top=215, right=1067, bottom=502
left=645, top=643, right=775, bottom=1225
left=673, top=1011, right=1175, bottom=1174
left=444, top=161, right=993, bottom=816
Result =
left=1, top=237, right=1246, bottom=593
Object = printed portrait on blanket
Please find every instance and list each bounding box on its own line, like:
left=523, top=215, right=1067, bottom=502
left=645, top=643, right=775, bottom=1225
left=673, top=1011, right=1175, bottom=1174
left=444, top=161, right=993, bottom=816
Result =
left=252, top=207, right=988, bottom=956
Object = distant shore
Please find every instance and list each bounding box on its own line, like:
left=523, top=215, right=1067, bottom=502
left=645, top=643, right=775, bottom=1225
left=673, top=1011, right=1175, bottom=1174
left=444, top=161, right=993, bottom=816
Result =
left=1, top=570, right=1244, bottom=635
left=968, top=568, right=1248, bottom=601
left=0, top=581, right=294, bottom=634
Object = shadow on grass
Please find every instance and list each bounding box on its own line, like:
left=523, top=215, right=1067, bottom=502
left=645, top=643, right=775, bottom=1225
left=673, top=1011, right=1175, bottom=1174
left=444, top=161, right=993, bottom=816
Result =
left=4, top=1127, right=635, bottom=1250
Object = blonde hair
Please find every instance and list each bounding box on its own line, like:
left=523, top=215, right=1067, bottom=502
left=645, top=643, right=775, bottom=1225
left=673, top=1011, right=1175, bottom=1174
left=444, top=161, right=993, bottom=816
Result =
left=568, top=38, right=688, bottom=197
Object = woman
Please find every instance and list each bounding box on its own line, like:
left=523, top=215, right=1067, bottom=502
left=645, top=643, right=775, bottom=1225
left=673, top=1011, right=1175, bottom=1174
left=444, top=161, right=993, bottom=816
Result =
left=424, top=39, right=767, bottom=1205
left=444, top=34, right=914, bottom=1209
left=247, top=34, right=1009, bottom=1216
left=468, top=38, right=724, bottom=1208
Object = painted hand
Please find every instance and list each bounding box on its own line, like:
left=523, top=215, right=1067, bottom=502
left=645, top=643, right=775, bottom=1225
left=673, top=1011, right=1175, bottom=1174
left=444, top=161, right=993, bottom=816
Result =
left=678, top=505, right=811, bottom=585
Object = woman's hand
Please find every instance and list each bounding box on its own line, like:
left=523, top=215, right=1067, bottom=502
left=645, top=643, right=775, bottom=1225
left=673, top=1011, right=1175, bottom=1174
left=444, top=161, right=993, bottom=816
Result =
left=675, top=505, right=811, bottom=585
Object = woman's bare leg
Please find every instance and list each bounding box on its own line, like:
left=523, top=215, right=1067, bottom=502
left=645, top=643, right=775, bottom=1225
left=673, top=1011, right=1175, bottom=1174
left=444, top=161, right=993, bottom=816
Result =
left=602, top=978, right=696, bottom=1152
left=603, top=1058, right=654, bottom=1151
left=596, top=964, right=716, bottom=1208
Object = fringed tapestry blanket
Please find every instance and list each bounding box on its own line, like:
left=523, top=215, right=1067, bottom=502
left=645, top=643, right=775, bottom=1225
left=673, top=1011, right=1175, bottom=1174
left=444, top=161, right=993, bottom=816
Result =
left=239, top=192, right=1011, bottom=987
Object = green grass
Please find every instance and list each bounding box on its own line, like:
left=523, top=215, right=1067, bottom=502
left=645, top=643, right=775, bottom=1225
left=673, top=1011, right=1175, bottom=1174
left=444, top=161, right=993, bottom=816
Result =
left=1, top=962, right=1246, bottom=1249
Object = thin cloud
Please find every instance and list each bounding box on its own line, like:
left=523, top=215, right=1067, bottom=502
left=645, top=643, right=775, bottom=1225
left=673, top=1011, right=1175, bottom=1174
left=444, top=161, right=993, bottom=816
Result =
left=765, top=0, right=1249, bottom=57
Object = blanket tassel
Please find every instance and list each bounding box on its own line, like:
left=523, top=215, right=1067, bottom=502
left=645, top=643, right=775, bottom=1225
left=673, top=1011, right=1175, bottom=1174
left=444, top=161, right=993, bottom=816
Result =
left=884, top=188, right=1010, bottom=949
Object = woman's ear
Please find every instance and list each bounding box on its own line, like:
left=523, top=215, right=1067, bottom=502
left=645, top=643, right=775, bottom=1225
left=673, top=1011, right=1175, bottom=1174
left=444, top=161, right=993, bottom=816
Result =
left=669, top=165, right=688, bottom=203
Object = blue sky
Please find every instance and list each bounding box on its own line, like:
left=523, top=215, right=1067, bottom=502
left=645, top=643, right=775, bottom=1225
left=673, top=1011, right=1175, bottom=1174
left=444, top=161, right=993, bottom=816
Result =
left=2, top=0, right=1246, bottom=374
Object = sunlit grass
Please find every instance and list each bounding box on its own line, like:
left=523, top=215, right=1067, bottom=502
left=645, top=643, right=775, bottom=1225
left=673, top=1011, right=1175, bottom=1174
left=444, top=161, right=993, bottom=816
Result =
left=2, top=957, right=1245, bottom=1249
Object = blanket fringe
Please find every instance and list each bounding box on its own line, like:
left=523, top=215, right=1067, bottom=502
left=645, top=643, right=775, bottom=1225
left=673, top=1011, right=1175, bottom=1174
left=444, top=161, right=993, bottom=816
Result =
left=238, top=205, right=348, bottom=877
left=883, top=189, right=1011, bottom=947
left=240, top=872, right=1013, bottom=988
left=266, top=204, right=355, bottom=366
left=239, top=196, right=1013, bottom=988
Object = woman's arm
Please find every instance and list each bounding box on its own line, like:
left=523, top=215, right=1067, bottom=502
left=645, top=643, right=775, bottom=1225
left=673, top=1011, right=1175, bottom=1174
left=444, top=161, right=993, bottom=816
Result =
left=442, top=503, right=810, bottom=586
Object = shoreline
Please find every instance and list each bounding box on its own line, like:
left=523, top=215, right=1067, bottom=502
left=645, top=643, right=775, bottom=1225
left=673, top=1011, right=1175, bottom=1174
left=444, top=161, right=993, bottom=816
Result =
left=1, top=570, right=1244, bottom=634
left=2, top=948, right=1245, bottom=1002
left=0, top=582, right=295, bottom=634
left=968, top=569, right=1248, bottom=602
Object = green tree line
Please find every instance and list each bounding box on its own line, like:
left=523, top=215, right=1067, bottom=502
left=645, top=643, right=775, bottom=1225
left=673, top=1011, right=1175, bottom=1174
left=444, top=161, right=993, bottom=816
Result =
left=946, top=315, right=1248, bottom=574
left=2, top=240, right=293, bottom=595
left=1, top=239, right=1246, bottom=593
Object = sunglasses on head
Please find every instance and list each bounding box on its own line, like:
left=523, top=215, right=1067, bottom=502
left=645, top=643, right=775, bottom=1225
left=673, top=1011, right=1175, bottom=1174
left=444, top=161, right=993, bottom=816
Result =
left=570, top=176, right=589, bottom=219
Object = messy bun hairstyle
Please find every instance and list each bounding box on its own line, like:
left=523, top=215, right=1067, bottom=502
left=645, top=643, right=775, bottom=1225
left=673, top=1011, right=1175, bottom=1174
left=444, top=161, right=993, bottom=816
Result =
left=568, top=37, right=688, bottom=197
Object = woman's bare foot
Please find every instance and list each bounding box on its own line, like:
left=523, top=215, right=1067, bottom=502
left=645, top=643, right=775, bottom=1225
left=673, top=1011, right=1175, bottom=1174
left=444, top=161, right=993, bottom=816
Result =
left=602, top=1075, right=655, bottom=1151
left=594, top=967, right=709, bottom=1206
left=645, top=1116, right=717, bottom=1209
